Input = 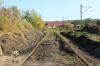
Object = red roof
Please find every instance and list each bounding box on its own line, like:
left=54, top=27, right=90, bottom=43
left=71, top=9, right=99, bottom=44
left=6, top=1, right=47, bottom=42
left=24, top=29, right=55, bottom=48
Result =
left=46, top=21, right=64, bottom=26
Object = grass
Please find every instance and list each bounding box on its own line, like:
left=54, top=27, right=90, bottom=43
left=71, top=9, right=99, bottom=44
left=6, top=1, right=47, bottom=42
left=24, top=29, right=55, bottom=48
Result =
left=76, top=32, right=89, bottom=37
left=69, top=31, right=90, bottom=37
left=68, top=31, right=100, bottom=42
left=47, top=27, right=67, bottom=32
left=65, top=54, right=79, bottom=61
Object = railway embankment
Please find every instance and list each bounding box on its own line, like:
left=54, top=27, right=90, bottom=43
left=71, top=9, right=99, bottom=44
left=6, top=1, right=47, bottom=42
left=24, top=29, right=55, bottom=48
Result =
left=61, top=32, right=100, bottom=58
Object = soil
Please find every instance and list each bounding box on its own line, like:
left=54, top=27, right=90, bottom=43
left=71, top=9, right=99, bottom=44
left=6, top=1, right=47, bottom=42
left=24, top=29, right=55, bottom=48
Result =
left=0, top=28, right=45, bottom=66
left=0, top=31, right=85, bottom=66
left=0, top=28, right=45, bottom=55
left=23, top=32, right=85, bottom=66
left=0, top=55, right=26, bottom=66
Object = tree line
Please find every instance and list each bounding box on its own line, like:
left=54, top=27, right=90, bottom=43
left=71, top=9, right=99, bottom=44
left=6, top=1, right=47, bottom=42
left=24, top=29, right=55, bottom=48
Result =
left=0, top=6, right=45, bottom=32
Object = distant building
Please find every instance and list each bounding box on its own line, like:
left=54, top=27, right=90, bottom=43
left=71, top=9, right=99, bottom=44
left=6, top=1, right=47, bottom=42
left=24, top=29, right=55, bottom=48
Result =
left=45, top=21, right=64, bottom=28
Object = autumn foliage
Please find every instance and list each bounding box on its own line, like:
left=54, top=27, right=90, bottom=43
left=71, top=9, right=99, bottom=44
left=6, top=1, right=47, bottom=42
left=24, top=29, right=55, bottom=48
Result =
left=0, top=6, right=45, bottom=33
left=23, top=10, right=45, bottom=29
left=64, top=22, right=75, bottom=31
left=0, top=7, right=22, bottom=32
left=0, top=6, right=45, bottom=47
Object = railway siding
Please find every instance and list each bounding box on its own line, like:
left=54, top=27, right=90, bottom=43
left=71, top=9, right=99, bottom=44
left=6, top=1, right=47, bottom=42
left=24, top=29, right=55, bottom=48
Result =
left=56, top=32, right=94, bottom=66
left=21, top=31, right=85, bottom=66
left=20, top=32, right=50, bottom=66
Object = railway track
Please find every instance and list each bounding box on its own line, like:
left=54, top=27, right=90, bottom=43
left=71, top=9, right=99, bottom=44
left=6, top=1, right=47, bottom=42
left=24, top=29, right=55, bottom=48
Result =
left=19, top=31, right=100, bottom=66
left=56, top=32, right=100, bottom=66
left=20, top=31, right=86, bottom=66
left=20, top=32, right=50, bottom=66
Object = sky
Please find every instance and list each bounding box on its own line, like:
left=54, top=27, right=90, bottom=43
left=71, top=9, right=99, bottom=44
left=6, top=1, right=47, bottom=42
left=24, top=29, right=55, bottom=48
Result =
left=2, top=0, right=100, bottom=21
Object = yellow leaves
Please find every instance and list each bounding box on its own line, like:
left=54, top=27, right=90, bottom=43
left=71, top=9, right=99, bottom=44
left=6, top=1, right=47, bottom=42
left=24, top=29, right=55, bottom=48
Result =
left=23, top=10, right=45, bottom=30
left=36, top=20, right=45, bottom=29
left=0, top=7, right=45, bottom=33
left=64, top=22, right=75, bottom=31
left=0, top=7, right=22, bottom=32
left=34, top=16, right=45, bottom=29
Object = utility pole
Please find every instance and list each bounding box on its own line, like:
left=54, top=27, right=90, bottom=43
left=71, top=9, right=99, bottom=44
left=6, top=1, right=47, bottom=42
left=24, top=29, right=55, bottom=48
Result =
left=63, top=17, right=65, bottom=23
left=80, top=4, right=92, bottom=26
left=80, top=4, right=82, bottom=23
left=63, top=17, right=65, bottom=28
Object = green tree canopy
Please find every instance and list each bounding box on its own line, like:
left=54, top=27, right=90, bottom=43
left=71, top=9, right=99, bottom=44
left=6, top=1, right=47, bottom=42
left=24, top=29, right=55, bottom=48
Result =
left=23, top=10, right=45, bottom=29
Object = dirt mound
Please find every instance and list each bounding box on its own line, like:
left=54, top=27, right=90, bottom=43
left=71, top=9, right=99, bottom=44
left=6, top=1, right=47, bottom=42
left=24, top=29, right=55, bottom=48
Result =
left=0, top=28, right=45, bottom=55
left=83, top=23, right=100, bottom=33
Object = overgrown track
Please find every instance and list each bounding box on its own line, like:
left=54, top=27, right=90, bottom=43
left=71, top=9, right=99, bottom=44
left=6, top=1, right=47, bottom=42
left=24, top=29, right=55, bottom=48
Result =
left=20, top=32, right=50, bottom=66
left=61, top=32, right=100, bottom=66
left=56, top=32, right=100, bottom=66
left=20, top=31, right=98, bottom=66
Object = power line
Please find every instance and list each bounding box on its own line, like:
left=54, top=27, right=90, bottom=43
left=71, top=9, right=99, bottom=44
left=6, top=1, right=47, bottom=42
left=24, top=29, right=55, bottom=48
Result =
left=80, top=4, right=92, bottom=24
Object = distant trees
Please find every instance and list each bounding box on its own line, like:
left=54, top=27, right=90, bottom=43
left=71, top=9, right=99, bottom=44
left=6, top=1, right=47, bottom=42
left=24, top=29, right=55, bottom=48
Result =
left=70, top=18, right=100, bottom=33
left=96, top=19, right=100, bottom=25
left=64, top=22, right=75, bottom=32
left=0, top=6, right=45, bottom=32
left=23, top=10, right=45, bottom=29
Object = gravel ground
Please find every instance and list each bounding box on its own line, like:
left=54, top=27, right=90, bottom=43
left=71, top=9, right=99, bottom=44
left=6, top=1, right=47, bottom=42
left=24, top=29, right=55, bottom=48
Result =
left=0, top=31, right=85, bottom=66
left=23, top=32, right=85, bottom=66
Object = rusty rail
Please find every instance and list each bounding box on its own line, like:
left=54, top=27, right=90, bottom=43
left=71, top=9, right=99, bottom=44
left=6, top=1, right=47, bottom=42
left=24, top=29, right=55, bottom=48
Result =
left=56, top=32, right=94, bottom=66
left=20, top=32, right=49, bottom=66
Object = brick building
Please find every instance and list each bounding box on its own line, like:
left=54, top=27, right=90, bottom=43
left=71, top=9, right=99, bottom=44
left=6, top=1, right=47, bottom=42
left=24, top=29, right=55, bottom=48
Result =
left=46, top=21, right=64, bottom=28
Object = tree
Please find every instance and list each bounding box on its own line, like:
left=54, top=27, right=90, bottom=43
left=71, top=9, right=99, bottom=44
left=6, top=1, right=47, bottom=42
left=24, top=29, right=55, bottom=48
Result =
left=0, top=6, right=22, bottom=32
left=96, top=19, right=100, bottom=25
left=64, top=22, right=75, bottom=32
left=23, top=10, right=45, bottom=29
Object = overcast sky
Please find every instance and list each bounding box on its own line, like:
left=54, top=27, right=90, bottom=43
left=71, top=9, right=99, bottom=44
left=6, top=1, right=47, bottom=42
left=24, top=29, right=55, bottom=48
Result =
left=2, top=0, right=100, bottom=21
